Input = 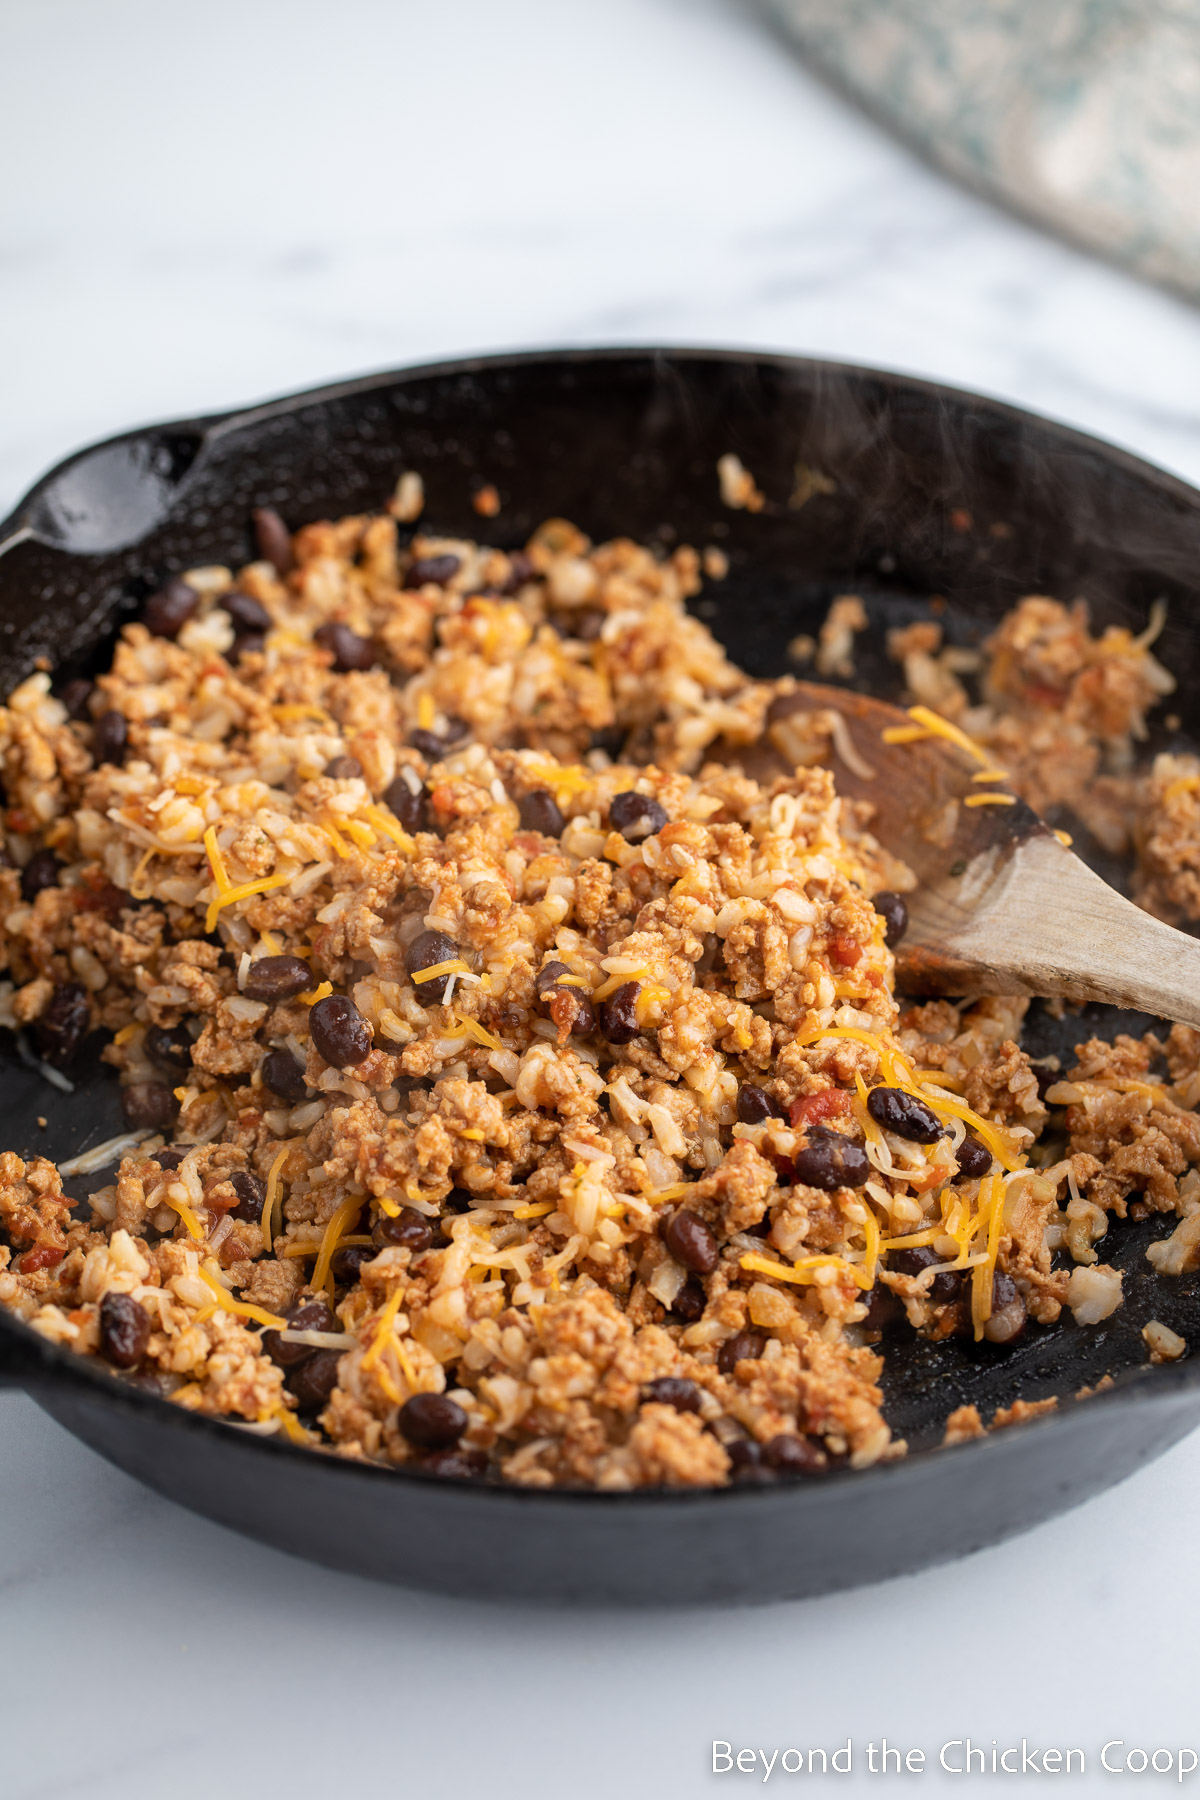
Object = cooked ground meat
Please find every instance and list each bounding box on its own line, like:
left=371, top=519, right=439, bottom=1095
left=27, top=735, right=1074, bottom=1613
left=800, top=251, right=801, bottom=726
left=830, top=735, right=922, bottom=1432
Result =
left=0, top=493, right=1195, bottom=1486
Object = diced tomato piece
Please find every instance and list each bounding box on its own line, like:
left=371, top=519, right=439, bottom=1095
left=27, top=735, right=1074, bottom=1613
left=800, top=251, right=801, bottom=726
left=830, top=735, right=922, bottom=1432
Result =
left=1024, top=681, right=1066, bottom=709
left=18, top=1244, right=65, bottom=1274
left=829, top=935, right=862, bottom=967
left=789, top=1088, right=852, bottom=1129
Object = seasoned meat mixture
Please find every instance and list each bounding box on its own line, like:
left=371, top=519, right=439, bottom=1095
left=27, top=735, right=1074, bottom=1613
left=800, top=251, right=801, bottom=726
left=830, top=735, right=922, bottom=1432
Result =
left=0, top=486, right=1195, bottom=1487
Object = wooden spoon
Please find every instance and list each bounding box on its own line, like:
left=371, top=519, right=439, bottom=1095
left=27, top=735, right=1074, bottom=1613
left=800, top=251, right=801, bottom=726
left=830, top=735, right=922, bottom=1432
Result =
left=760, top=681, right=1200, bottom=1028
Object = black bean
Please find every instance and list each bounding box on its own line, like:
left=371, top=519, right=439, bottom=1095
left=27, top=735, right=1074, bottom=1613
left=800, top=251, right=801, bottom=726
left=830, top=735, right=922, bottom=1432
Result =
left=670, top=1276, right=707, bottom=1324
left=588, top=725, right=627, bottom=760
left=121, top=1080, right=178, bottom=1132
left=405, top=929, right=460, bottom=1005
left=660, top=1209, right=719, bottom=1275
left=232, top=632, right=265, bottom=662
left=535, top=962, right=595, bottom=1037
left=404, top=553, right=461, bottom=589
left=889, top=1246, right=962, bottom=1304
left=549, top=607, right=605, bottom=641
left=309, top=994, right=371, bottom=1068
left=717, top=1330, right=767, bottom=1376
left=314, top=621, right=376, bottom=671
left=332, top=1245, right=374, bottom=1284
left=597, top=980, right=640, bottom=1043
left=262, top=1047, right=308, bottom=1104
left=1033, top=1063, right=1058, bottom=1102
left=155, top=1148, right=185, bottom=1172
left=609, top=790, right=668, bottom=842
left=955, top=1132, right=994, bottom=1179
left=867, top=1085, right=943, bottom=1143
left=243, top=955, right=312, bottom=1004
left=398, top=1391, right=468, bottom=1449
left=408, top=729, right=447, bottom=760
left=289, top=1349, right=342, bottom=1412
left=58, top=677, right=94, bottom=720
left=535, top=960, right=572, bottom=997
left=125, top=1369, right=172, bottom=1396
left=223, top=589, right=272, bottom=634
left=726, top=1437, right=770, bottom=1482
left=382, top=774, right=429, bottom=833
left=324, top=755, right=362, bottom=781
left=643, top=1376, right=702, bottom=1413
left=227, top=1170, right=265, bottom=1222
left=983, top=1272, right=1027, bottom=1346
left=502, top=551, right=534, bottom=592
left=874, top=890, right=909, bottom=947
left=251, top=506, right=294, bottom=575
left=441, top=715, right=471, bottom=746
left=736, top=1083, right=785, bottom=1125
left=764, top=1433, right=827, bottom=1475
left=375, top=1206, right=434, bottom=1253
left=99, top=1291, right=152, bottom=1368
left=142, top=578, right=197, bottom=639
left=421, top=1446, right=488, bottom=1480
left=443, top=1187, right=474, bottom=1214
left=21, top=848, right=62, bottom=903
left=517, top=789, right=565, bottom=836
left=32, top=983, right=90, bottom=1067
left=144, top=1023, right=193, bottom=1076
left=92, top=710, right=128, bottom=768
left=791, top=1127, right=871, bottom=1191
left=264, top=1298, right=336, bottom=1370
left=859, top=1281, right=902, bottom=1331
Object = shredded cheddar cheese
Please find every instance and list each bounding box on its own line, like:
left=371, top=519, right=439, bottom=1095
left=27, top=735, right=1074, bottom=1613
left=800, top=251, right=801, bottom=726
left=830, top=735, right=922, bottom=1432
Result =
left=271, top=703, right=330, bottom=724
left=411, top=958, right=471, bottom=984
left=128, top=846, right=156, bottom=900
left=448, top=1012, right=502, bottom=1050
left=740, top=1250, right=873, bottom=1292
left=881, top=704, right=993, bottom=769
left=261, top=1144, right=290, bottom=1254
left=205, top=871, right=292, bottom=934
left=298, top=980, right=333, bottom=1006
left=321, top=815, right=353, bottom=858
left=971, top=1172, right=1007, bottom=1338
left=272, top=1406, right=315, bottom=1446
left=362, top=805, right=415, bottom=852
left=514, top=1201, right=554, bottom=1220
left=311, top=1196, right=363, bottom=1298
left=417, top=692, right=436, bottom=731
left=797, top=1024, right=916, bottom=1090
left=963, top=791, right=1017, bottom=808
left=197, top=1263, right=287, bottom=1330
left=362, top=1287, right=407, bottom=1402
left=162, top=1194, right=204, bottom=1242
left=591, top=968, right=648, bottom=1003
left=635, top=982, right=672, bottom=1026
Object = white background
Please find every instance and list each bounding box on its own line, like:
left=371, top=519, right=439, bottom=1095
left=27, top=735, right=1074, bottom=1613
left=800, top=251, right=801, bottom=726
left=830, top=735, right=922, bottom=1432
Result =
left=3, top=2, right=1200, bottom=1794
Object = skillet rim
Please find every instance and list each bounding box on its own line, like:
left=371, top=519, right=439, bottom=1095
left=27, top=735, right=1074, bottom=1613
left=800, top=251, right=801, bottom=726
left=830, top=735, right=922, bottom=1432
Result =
left=1, top=342, right=1199, bottom=1511
left=6, top=342, right=1200, bottom=551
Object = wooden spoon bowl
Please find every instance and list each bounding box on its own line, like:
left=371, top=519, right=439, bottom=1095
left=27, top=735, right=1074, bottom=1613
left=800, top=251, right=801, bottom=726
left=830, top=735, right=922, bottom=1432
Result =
left=772, top=680, right=1200, bottom=1026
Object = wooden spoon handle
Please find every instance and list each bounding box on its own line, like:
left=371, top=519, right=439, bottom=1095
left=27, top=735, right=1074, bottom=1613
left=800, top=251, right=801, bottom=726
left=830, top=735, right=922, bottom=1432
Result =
left=899, top=834, right=1200, bottom=1028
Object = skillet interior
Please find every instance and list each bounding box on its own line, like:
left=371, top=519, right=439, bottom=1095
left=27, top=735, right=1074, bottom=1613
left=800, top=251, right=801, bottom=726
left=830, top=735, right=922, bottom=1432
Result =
left=2, top=347, right=1200, bottom=1601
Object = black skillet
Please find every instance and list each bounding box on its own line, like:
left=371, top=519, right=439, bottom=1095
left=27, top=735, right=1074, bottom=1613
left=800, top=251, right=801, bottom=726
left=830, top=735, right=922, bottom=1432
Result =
left=2, top=348, right=1200, bottom=1606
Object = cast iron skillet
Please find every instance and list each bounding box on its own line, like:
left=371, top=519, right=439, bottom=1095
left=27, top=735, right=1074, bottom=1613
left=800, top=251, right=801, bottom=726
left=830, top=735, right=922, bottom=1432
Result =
left=2, top=348, right=1200, bottom=1607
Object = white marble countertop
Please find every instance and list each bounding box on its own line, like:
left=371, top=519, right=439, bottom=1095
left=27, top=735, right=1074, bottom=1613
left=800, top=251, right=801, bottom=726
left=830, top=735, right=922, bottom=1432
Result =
left=4, top=2, right=1200, bottom=1794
